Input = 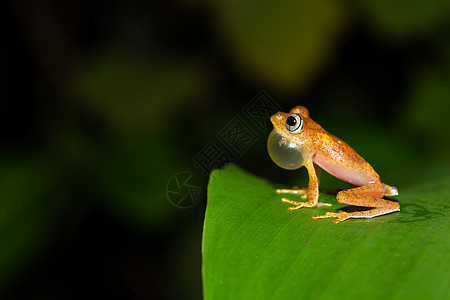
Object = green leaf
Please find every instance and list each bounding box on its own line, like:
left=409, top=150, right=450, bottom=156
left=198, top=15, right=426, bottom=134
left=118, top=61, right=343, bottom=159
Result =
left=203, top=164, right=450, bottom=299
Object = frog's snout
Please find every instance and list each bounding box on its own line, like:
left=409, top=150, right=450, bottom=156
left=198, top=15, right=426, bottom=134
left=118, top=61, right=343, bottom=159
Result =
left=270, top=112, right=283, bottom=124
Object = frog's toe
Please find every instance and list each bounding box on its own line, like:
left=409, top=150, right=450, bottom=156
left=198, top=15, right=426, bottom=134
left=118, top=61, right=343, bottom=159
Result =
left=282, top=199, right=318, bottom=210
left=311, top=212, right=335, bottom=219
left=311, top=212, right=350, bottom=224
left=332, top=215, right=350, bottom=224
left=281, top=198, right=301, bottom=206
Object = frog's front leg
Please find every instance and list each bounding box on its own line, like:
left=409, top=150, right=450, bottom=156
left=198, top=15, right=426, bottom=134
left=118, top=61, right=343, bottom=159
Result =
left=276, top=164, right=322, bottom=200
left=312, top=182, right=400, bottom=224
left=276, top=187, right=308, bottom=199
left=281, top=162, right=331, bottom=210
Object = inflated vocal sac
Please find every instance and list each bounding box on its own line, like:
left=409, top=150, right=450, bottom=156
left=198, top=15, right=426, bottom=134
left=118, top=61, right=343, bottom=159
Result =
left=267, top=130, right=304, bottom=170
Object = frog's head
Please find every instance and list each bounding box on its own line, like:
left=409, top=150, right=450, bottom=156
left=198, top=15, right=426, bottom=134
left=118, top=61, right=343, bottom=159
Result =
left=267, top=106, right=310, bottom=170
left=269, top=106, right=309, bottom=134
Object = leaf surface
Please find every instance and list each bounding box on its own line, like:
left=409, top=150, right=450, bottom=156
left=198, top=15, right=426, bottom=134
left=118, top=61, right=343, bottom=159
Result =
left=203, top=164, right=450, bottom=299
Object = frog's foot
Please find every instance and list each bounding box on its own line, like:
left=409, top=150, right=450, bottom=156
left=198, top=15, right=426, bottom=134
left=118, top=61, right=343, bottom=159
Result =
left=282, top=198, right=331, bottom=211
left=276, top=187, right=308, bottom=199
left=311, top=211, right=350, bottom=224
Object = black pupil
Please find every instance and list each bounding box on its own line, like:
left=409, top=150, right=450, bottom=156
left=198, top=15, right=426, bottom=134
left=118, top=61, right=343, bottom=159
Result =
left=287, top=116, right=297, bottom=127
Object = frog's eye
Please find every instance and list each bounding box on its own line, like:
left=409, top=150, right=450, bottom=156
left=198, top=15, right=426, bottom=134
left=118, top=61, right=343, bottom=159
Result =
left=286, top=114, right=303, bottom=132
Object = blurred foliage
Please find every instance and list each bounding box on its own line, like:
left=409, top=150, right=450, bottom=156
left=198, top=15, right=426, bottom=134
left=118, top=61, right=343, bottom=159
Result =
left=2, top=0, right=450, bottom=298
left=70, top=51, right=204, bottom=231
left=402, top=55, right=450, bottom=160
left=89, top=134, right=189, bottom=231
left=211, top=0, right=345, bottom=93
left=0, top=155, right=59, bottom=291
left=73, top=52, right=204, bottom=133
left=355, top=0, right=450, bottom=38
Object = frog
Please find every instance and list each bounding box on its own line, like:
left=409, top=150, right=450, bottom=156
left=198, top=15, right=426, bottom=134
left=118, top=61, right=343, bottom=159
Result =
left=267, top=106, right=399, bottom=224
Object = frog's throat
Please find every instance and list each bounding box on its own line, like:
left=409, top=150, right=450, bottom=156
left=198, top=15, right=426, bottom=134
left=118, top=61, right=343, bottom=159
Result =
left=267, top=130, right=304, bottom=170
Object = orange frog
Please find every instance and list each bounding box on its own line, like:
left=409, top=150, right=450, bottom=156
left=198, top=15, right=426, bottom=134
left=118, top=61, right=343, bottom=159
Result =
left=267, top=106, right=399, bottom=224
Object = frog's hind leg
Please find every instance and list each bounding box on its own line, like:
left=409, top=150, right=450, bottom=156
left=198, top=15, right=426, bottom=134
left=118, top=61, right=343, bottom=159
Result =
left=383, top=183, right=398, bottom=196
left=312, top=183, right=400, bottom=224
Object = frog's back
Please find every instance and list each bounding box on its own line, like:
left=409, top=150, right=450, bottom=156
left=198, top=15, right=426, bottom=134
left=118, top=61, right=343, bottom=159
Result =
left=312, top=132, right=379, bottom=186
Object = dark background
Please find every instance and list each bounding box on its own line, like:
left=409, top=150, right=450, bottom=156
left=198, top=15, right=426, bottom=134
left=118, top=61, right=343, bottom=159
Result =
left=1, top=0, right=449, bottom=299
